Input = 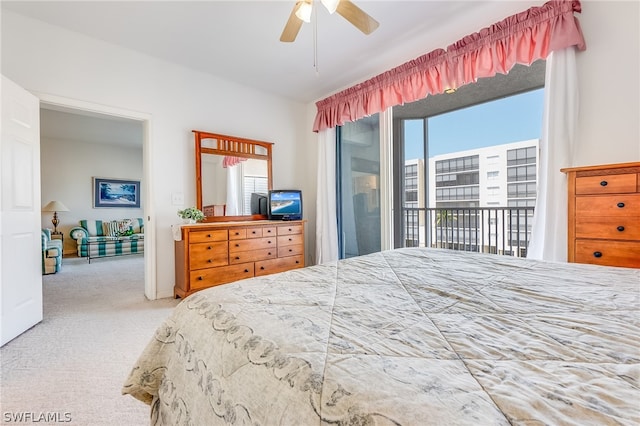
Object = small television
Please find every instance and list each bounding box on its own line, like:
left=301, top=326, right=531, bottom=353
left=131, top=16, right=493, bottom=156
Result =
left=250, top=192, right=268, bottom=215
left=268, top=189, right=303, bottom=221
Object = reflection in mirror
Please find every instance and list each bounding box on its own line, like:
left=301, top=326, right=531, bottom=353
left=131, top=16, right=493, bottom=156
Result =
left=194, top=130, right=273, bottom=222
left=201, top=155, right=269, bottom=216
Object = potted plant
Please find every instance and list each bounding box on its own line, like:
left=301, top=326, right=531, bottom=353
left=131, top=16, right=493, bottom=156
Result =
left=177, top=207, right=205, bottom=224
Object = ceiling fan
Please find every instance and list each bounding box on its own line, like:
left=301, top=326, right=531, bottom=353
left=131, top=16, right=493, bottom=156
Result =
left=280, top=0, right=380, bottom=42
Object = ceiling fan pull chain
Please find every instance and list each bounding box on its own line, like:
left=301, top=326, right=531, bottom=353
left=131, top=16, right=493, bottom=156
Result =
left=313, top=0, right=319, bottom=75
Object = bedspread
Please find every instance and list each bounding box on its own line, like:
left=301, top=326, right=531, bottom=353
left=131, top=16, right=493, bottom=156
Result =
left=123, top=248, right=640, bottom=425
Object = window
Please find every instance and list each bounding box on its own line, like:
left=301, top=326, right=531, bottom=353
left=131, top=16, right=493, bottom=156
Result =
left=507, top=146, right=537, bottom=166
left=393, top=63, right=544, bottom=251
left=507, top=182, right=536, bottom=198
left=507, top=165, right=536, bottom=182
left=242, top=175, right=268, bottom=215
left=508, top=199, right=536, bottom=207
left=435, top=155, right=479, bottom=174
left=435, top=172, right=479, bottom=187
left=405, top=191, right=418, bottom=202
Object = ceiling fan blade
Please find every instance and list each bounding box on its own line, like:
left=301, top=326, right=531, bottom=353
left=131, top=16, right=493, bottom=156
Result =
left=280, top=2, right=304, bottom=42
left=336, top=0, right=379, bottom=35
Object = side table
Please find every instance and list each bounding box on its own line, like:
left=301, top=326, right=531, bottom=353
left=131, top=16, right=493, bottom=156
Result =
left=51, top=232, right=64, bottom=255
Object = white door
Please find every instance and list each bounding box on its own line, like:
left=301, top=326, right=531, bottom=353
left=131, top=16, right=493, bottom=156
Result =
left=0, top=75, right=42, bottom=346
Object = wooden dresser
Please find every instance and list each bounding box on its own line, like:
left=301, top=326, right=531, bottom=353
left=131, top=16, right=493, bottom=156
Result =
left=561, top=162, right=640, bottom=268
left=174, top=220, right=305, bottom=298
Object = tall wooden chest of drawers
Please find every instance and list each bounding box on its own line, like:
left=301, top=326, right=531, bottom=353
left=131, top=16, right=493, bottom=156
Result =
left=174, top=220, right=305, bottom=298
left=561, top=162, right=640, bottom=268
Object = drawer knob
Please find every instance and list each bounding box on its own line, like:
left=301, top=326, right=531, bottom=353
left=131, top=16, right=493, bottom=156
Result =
left=593, top=251, right=603, bottom=258
left=267, top=230, right=272, bottom=233
left=207, top=259, right=212, bottom=263
left=268, top=252, right=272, bottom=255
left=197, top=276, right=203, bottom=280
left=289, top=238, right=293, bottom=241
left=295, top=260, right=300, bottom=264
left=600, top=180, right=608, bottom=186
left=235, top=256, right=240, bottom=260
left=268, top=240, right=272, bottom=244
left=617, top=226, right=625, bottom=232
left=252, top=231, right=256, bottom=234
left=288, top=228, right=292, bottom=231
left=207, top=234, right=211, bottom=238
left=617, top=202, right=625, bottom=208
left=235, top=232, right=240, bottom=235
left=260, top=266, right=265, bottom=270
left=244, top=269, right=249, bottom=273
left=207, top=246, right=212, bottom=250
left=235, top=243, right=240, bottom=247
left=289, top=249, right=293, bottom=252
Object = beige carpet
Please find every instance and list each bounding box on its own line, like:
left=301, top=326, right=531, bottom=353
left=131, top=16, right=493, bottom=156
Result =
left=0, top=255, right=179, bottom=425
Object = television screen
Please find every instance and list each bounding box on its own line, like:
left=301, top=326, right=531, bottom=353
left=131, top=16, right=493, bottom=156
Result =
left=268, top=190, right=302, bottom=220
left=250, top=192, right=268, bottom=215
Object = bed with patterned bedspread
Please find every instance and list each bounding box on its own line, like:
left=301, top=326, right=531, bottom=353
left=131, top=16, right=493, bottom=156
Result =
left=123, top=247, right=639, bottom=425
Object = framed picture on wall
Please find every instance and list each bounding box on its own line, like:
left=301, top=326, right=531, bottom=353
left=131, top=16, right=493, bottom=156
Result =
left=93, top=177, right=141, bottom=208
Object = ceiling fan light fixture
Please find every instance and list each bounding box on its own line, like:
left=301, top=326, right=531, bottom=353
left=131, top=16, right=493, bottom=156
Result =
left=295, top=1, right=313, bottom=23
left=320, top=0, right=340, bottom=14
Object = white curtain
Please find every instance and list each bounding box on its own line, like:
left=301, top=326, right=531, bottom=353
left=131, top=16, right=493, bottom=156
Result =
left=527, top=48, right=579, bottom=261
left=315, top=128, right=339, bottom=264
left=226, top=164, right=243, bottom=215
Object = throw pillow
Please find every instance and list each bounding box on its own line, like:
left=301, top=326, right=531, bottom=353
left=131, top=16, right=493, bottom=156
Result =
left=117, top=219, right=133, bottom=236
left=102, top=221, right=120, bottom=237
left=102, top=219, right=134, bottom=237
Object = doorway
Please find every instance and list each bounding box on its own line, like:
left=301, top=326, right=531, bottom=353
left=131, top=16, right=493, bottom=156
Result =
left=37, top=94, right=156, bottom=300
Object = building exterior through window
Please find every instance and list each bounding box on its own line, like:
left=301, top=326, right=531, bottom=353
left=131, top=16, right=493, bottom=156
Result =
left=404, top=139, right=538, bottom=256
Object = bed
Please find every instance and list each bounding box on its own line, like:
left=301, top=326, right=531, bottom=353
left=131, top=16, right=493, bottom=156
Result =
left=122, top=248, right=639, bottom=425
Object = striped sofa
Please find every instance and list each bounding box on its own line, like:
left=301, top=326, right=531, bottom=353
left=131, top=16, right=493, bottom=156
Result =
left=70, top=218, right=144, bottom=259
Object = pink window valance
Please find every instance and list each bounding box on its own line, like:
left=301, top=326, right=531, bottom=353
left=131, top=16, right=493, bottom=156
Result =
left=313, top=0, right=585, bottom=132
left=222, top=156, right=247, bottom=168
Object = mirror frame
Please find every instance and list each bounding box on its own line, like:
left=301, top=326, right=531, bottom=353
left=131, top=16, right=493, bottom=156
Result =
left=193, top=130, right=273, bottom=222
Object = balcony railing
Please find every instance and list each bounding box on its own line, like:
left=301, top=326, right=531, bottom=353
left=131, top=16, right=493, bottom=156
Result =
left=402, top=207, right=535, bottom=257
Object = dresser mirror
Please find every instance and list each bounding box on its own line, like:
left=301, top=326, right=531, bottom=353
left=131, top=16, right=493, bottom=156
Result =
left=194, top=130, right=273, bottom=222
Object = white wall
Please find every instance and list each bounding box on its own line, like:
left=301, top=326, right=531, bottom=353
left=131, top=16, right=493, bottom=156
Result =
left=2, top=11, right=309, bottom=298
left=40, top=137, right=143, bottom=255
left=574, top=1, right=640, bottom=164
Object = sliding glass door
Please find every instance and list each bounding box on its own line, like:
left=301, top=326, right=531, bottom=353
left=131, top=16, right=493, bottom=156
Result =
left=337, top=114, right=381, bottom=259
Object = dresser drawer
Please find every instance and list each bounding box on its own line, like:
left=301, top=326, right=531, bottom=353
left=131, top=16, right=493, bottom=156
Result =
left=575, top=194, right=640, bottom=217
left=255, top=255, right=304, bottom=276
left=575, top=240, right=640, bottom=268
left=189, top=229, right=228, bottom=243
left=229, top=248, right=276, bottom=264
left=190, top=263, right=255, bottom=289
left=277, top=224, right=303, bottom=236
left=262, top=227, right=277, bottom=237
left=228, top=229, right=247, bottom=240
left=189, top=241, right=228, bottom=269
left=576, top=216, right=640, bottom=240
left=576, top=173, right=638, bottom=195
left=229, top=236, right=276, bottom=253
left=278, top=244, right=304, bottom=257
left=277, top=233, right=303, bottom=247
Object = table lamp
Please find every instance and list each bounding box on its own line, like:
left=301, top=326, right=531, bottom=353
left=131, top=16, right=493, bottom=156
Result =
left=42, top=201, right=70, bottom=234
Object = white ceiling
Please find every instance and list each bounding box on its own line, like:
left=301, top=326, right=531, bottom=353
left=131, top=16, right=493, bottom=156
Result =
left=2, top=0, right=537, bottom=104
